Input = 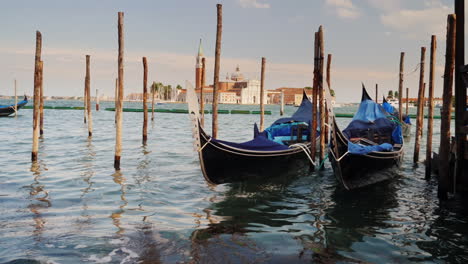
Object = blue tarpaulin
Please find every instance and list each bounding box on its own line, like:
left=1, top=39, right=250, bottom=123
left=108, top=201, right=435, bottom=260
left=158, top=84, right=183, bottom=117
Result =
left=348, top=141, right=393, bottom=155
left=273, top=91, right=319, bottom=127
left=352, top=99, right=387, bottom=122
left=382, top=101, right=395, bottom=114
left=343, top=87, right=402, bottom=154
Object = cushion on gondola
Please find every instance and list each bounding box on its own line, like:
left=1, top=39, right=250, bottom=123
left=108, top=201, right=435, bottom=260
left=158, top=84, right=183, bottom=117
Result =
left=348, top=141, right=393, bottom=155
left=213, top=135, right=289, bottom=151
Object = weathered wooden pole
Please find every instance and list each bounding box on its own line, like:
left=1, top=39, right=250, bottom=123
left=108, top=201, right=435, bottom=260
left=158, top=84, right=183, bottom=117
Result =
left=151, top=82, right=155, bottom=121
left=375, top=84, right=378, bottom=103
left=413, top=47, right=426, bottom=164
left=85, top=55, right=92, bottom=137
left=32, top=31, right=42, bottom=162
left=39, top=61, right=44, bottom=135
left=398, top=52, right=404, bottom=121
left=114, top=12, right=124, bottom=170
left=454, top=0, right=465, bottom=185
left=426, top=35, right=437, bottom=179
left=84, top=78, right=87, bottom=124
left=142, top=57, right=148, bottom=144
left=406, top=87, right=409, bottom=115
left=280, top=91, right=284, bottom=116
left=115, top=78, right=118, bottom=124
left=318, top=26, right=326, bottom=166
left=200, top=57, right=206, bottom=127
left=260, top=57, right=266, bottom=131
left=311, top=31, right=319, bottom=162
left=438, top=14, right=456, bottom=200
left=96, top=88, right=100, bottom=111
left=14, top=79, right=17, bottom=117
left=325, top=53, right=332, bottom=144
left=212, top=4, right=222, bottom=138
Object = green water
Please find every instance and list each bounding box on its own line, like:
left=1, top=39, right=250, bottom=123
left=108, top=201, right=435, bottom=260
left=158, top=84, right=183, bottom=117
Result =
left=0, top=100, right=466, bottom=264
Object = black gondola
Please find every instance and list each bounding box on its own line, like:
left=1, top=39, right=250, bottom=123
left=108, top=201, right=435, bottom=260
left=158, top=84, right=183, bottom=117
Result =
left=329, top=87, right=404, bottom=190
left=187, top=83, right=319, bottom=184
left=0, top=96, right=28, bottom=117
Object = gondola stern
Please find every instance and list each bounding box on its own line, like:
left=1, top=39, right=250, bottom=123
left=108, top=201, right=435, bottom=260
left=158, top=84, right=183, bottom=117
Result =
left=361, top=83, right=372, bottom=102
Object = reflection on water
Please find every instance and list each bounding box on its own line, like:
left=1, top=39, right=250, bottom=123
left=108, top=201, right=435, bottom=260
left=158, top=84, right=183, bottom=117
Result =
left=0, top=102, right=467, bottom=263
left=111, top=170, right=127, bottom=236
left=28, top=161, right=51, bottom=243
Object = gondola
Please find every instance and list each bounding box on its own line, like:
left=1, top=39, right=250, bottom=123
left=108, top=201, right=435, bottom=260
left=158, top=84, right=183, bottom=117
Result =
left=187, top=82, right=319, bottom=184
left=329, top=87, right=403, bottom=190
left=382, top=97, right=411, bottom=137
left=0, top=96, right=28, bottom=117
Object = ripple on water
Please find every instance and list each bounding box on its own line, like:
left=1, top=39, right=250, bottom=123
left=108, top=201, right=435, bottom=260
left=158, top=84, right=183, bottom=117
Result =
left=0, top=101, right=467, bottom=263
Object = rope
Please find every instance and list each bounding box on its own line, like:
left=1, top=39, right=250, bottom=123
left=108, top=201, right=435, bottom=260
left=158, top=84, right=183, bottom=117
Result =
left=198, top=138, right=212, bottom=152
left=290, top=143, right=316, bottom=166
left=318, top=153, right=329, bottom=170
left=404, top=63, right=421, bottom=76
left=386, top=115, right=405, bottom=126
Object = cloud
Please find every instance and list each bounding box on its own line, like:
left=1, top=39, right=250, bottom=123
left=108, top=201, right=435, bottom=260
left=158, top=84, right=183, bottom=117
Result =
left=325, top=0, right=361, bottom=19
left=380, top=1, right=451, bottom=39
left=366, top=0, right=401, bottom=11
left=239, top=0, right=270, bottom=9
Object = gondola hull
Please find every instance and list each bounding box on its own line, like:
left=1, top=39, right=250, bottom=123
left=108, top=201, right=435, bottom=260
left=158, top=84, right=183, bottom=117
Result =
left=198, top=127, right=313, bottom=184
left=0, top=97, right=28, bottom=117
left=329, top=119, right=403, bottom=190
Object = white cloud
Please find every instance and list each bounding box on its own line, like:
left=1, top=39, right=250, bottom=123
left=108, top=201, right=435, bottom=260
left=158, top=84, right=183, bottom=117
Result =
left=379, top=1, right=451, bottom=39
left=239, top=0, right=270, bottom=9
left=366, top=0, right=401, bottom=11
left=325, top=0, right=361, bottom=19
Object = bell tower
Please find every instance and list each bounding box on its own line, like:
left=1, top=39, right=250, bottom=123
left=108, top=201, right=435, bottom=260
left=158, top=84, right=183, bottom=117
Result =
left=195, top=39, right=204, bottom=89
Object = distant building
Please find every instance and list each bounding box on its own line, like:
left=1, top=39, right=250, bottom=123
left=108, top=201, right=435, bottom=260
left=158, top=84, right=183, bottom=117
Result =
left=179, top=40, right=267, bottom=105
left=272, top=87, right=312, bottom=105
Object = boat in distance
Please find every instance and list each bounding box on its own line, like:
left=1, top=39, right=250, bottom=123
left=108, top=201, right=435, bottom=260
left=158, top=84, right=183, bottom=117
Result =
left=0, top=96, right=28, bottom=117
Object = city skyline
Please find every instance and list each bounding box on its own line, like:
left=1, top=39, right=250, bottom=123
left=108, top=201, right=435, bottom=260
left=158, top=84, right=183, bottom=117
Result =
left=0, top=0, right=465, bottom=102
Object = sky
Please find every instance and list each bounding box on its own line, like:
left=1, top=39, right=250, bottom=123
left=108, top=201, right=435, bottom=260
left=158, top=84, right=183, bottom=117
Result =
left=0, top=0, right=465, bottom=103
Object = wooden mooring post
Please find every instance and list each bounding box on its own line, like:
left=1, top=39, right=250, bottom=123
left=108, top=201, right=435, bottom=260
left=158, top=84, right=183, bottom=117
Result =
left=413, top=47, right=426, bottom=164
left=14, top=79, right=17, bottom=117
left=115, top=78, right=118, bottom=124
left=84, top=77, right=87, bottom=124
left=85, top=55, right=92, bottom=137
left=406, top=87, right=409, bottom=116
left=398, top=52, right=404, bottom=122
left=325, top=53, right=332, bottom=144
left=96, top=89, right=100, bottom=111
left=280, top=91, right=284, bottom=116
left=438, top=14, right=456, bottom=200
left=212, top=4, right=222, bottom=138
left=426, top=35, right=436, bottom=179
left=454, top=0, right=466, bottom=189
left=142, top=57, right=148, bottom=144
left=114, top=12, right=124, bottom=170
left=151, top=82, right=155, bottom=121
left=39, top=61, right=44, bottom=136
left=32, top=31, right=42, bottom=162
left=311, top=31, right=319, bottom=163
left=375, top=84, right=378, bottom=103
left=200, top=57, right=206, bottom=126
left=260, top=57, right=265, bottom=131
left=318, top=26, right=326, bottom=166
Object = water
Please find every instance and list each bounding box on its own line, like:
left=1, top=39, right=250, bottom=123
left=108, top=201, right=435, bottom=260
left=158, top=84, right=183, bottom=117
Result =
left=0, top=100, right=467, bottom=264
